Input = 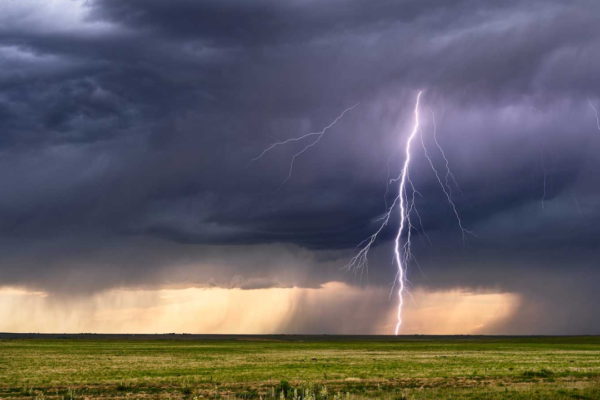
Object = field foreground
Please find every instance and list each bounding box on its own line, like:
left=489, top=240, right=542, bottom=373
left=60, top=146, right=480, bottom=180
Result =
left=1, top=335, right=599, bottom=400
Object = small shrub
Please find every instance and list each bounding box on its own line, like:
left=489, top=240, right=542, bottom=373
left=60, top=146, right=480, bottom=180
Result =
left=276, top=380, right=292, bottom=398
left=181, top=384, right=193, bottom=395
left=523, top=368, right=554, bottom=378
left=393, top=388, right=408, bottom=400
left=239, top=389, right=259, bottom=399
left=63, top=389, right=76, bottom=400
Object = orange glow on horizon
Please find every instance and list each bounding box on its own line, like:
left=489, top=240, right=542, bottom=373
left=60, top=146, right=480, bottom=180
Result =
left=0, top=283, right=519, bottom=334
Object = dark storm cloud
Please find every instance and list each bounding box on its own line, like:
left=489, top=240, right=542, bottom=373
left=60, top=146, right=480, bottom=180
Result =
left=1, top=0, right=600, bottom=332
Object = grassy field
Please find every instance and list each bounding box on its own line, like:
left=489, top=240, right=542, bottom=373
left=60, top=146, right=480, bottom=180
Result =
left=1, top=335, right=599, bottom=399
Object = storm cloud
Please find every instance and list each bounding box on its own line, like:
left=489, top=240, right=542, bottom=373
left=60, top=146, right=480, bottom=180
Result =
left=0, top=0, right=599, bottom=333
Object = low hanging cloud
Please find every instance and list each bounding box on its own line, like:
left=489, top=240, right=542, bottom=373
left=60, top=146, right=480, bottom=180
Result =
left=0, top=283, right=521, bottom=334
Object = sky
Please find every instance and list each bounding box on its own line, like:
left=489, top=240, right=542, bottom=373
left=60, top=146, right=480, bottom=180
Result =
left=0, top=0, right=599, bottom=335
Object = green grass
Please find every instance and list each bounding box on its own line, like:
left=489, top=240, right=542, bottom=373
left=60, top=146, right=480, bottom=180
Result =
left=1, top=336, right=600, bottom=399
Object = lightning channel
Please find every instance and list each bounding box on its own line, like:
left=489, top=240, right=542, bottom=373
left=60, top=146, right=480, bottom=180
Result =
left=392, top=92, right=423, bottom=335
left=420, top=119, right=475, bottom=245
left=571, top=190, right=588, bottom=227
left=249, top=104, right=359, bottom=191
left=541, top=138, right=547, bottom=209
left=347, top=91, right=476, bottom=335
left=589, top=98, right=600, bottom=131
left=344, top=92, right=423, bottom=335
left=429, top=108, right=466, bottom=201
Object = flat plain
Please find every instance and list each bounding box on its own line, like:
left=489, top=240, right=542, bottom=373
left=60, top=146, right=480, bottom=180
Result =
left=0, top=335, right=599, bottom=399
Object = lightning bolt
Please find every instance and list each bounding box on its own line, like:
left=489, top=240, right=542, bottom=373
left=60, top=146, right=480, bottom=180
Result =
left=589, top=98, right=600, bottom=131
left=571, top=190, right=588, bottom=228
left=249, top=104, right=359, bottom=191
left=346, top=91, right=474, bottom=335
left=420, top=115, right=476, bottom=245
left=540, top=138, right=547, bottom=209
left=391, top=92, right=423, bottom=335
left=429, top=108, right=466, bottom=201
left=344, top=92, right=423, bottom=334
left=252, top=92, right=473, bottom=334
